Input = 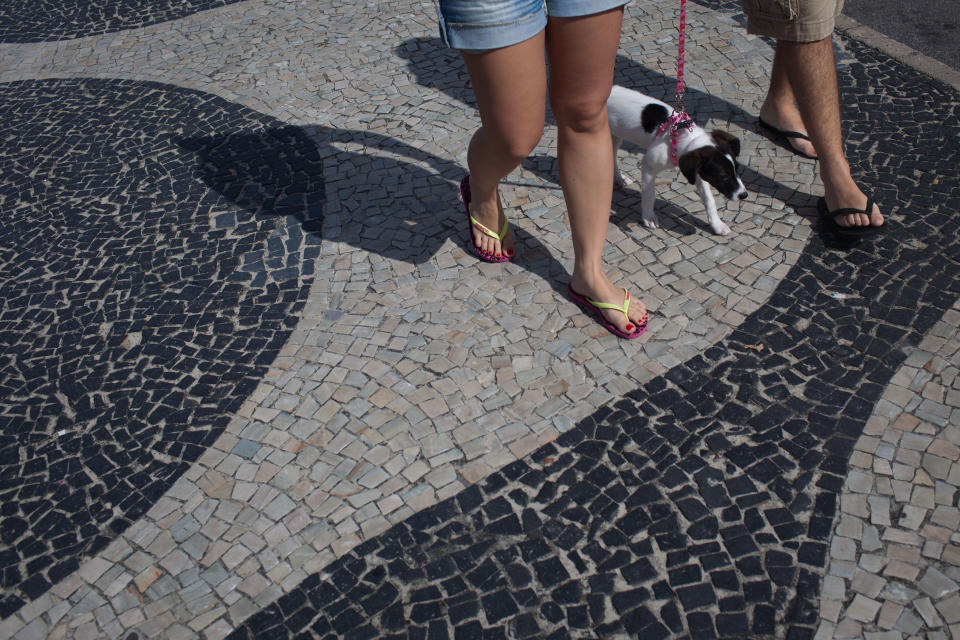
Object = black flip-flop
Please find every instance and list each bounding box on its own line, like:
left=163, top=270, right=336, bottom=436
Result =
left=758, top=118, right=818, bottom=160
left=818, top=195, right=884, bottom=239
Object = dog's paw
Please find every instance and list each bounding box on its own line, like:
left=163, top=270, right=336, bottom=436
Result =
left=712, top=221, right=732, bottom=236
left=613, top=172, right=633, bottom=188
left=641, top=213, right=660, bottom=229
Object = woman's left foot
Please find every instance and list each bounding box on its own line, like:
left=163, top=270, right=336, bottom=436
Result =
left=568, top=274, right=647, bottom=339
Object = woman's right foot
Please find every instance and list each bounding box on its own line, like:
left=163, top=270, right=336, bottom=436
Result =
left=569, top=272, right=647, bottom=336
left=470, top=201, right=514, bottom=258
left=469, top=198, right=514, bottom=260
left=462, top=175, right=515, bottom=261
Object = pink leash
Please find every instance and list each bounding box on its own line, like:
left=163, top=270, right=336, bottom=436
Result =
left=676, top=0, right=686, bottom=113
left=655, top=0, right=693, bottom=167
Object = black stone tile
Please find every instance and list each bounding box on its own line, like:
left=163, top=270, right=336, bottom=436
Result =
left=466, top=559, right=499, bottom=590
left=709, top=570, right=739, bottom=592
left=718, top=595, right=745, bottom=612
left=770, top=566, right=797, bottom=587
left=687, top=612, right=717, bottom=640
left=668, top=564, right=702, bottom=587
left=716, top=613, right=750, bottom=637
left=597, top=549, right=631, bottom=572
left=622, top=605, right=658, bottom=634
left=484, top=514, right=522, bottom=536
left=510, top=613, right=540, bottom=638
left=482, top=497, right=512, bottom=521
left=688, top=516, right=720, bottom=540
left=541, top=601, right=564, bottom=623
left=533, top=557, right=569, bottom=588
left=587, top=593, right=607, bottom=625
left=621, top=558, right=657, bottom=584
left=454, top=621, right=483, bottom=640
left=566, top=550, right=588, bottom=573
left=753, top=604, right=777, bottom=635
left=611, top=587, right=650, bottom=614
left=797, top=542, right=827, bottom=567
left=447, top=599, right=477, bottom=626
left=723, top=535, right=759, bottom=558
left=551, top=580, right=581, bottom=605
left=566, top=605, right=589, bottom=628
left=481, top=590, right=518, bottom=623
left=676, top=583, right=716, bottom=610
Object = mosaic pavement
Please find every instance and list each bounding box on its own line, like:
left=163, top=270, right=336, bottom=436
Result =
left=0, top=0, right=958, bottom=639
left=0, top=0, right=247, bottom=44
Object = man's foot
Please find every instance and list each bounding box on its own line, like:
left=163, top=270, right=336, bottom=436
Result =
left=758, top=104, right=818, bottom=159
left=569, top=273, right=647, bottom=337
left=823, top=179, right=885, bottom=230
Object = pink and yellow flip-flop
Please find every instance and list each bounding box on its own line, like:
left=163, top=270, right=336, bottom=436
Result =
left=568, top=284, right=648, bottom=340
left=460, top=175, right=513, bottom=263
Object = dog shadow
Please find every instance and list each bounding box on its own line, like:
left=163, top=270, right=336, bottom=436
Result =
left=396, top=36, right=832, bottom=240
left=179, top=124, right=573, bottom=296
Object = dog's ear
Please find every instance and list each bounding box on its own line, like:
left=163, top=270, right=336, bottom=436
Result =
left=711, top=130, right=741, bottom=158
left=678, top=150, right=702, bottom=185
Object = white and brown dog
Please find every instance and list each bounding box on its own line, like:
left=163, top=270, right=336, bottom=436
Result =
left=607, top=85, right=748, bottom=236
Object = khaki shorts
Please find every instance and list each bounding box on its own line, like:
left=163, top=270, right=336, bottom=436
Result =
left=742, top=0, right=843, bottom=42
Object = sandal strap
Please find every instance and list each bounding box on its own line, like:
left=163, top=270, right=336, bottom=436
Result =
left=778, top=129, right=811, bottom=141
left=582, top=287, right=630, bottom=321
left=469, top=207, right=509, bottom=241
left=759, top=118, right=812, bottom=141
left=830, top=196, right=875, bottom=220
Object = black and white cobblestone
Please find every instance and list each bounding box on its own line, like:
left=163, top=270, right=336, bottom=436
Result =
left=230, top=228, right=960, bottom=638
left=0, top=0, right=246, bottom=43
left=0, top=77, right=320, bottom=617
left=0, top=0, right=958, bottom=638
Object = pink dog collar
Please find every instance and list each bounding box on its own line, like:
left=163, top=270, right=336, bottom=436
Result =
left=655, top=111, right=693, bottom=167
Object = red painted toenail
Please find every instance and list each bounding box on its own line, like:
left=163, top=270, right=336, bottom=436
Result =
left=626, top=324, right=635, bottom=331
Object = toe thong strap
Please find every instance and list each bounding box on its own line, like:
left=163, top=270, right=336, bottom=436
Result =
left=469, top=207, right=509, bottom=241
left=584, top=288, right=630, bottom=322
left=829, top=196, right=874, bottom=220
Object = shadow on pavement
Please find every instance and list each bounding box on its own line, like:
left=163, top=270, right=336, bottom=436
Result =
left=184, top=124, right=574, bottom=296
left=395, top=36, right=822, bottom=240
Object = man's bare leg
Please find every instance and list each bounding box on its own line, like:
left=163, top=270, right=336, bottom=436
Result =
left=758, top=46, right=818, bottom=159
left=776, top=37, right=884, bottom=229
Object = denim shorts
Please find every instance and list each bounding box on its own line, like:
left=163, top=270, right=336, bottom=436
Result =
left=438, top=0, right=630, bottom=52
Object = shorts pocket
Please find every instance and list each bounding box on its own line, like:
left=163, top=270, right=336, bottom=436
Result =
left=743, top=0, right=797, bottom=21
left=437, top=9, right=451, bottom=47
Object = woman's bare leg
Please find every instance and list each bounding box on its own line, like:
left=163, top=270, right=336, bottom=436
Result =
left=461, top=34, right=547, bottom=259
left=547, top=7, right=646, bottom=333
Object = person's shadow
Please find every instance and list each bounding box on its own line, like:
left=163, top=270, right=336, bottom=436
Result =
left=179, top=124, right=573, bottom=295
left=394, top=36, right=824, bottom=239
left=180, top=35, right=850, bottom=284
